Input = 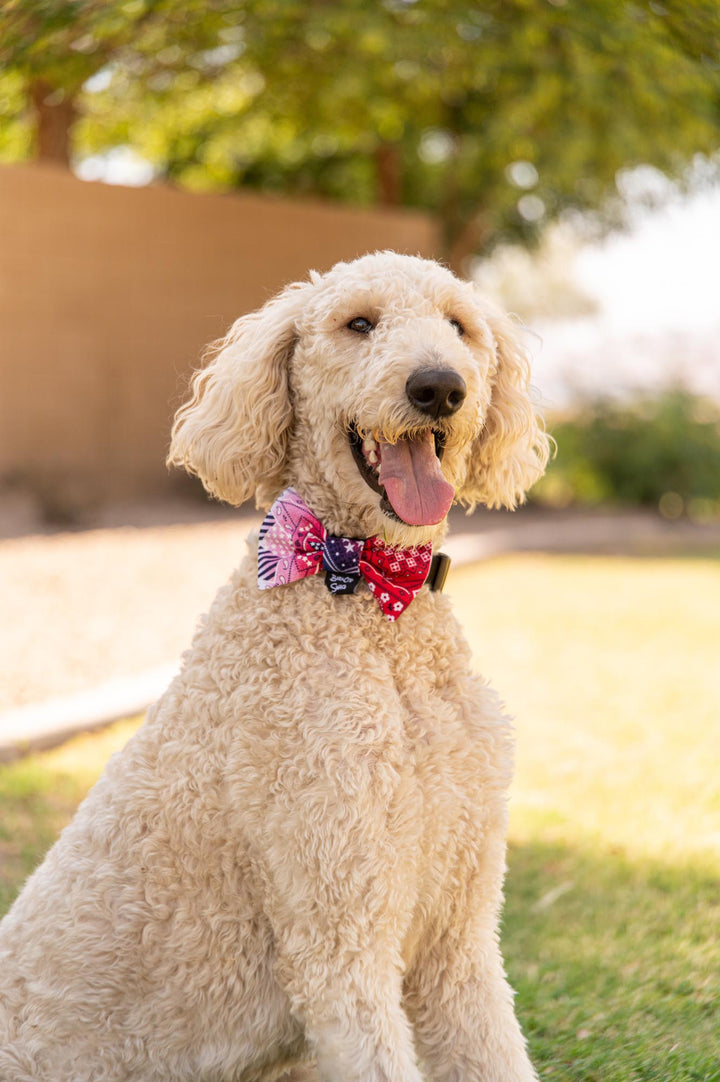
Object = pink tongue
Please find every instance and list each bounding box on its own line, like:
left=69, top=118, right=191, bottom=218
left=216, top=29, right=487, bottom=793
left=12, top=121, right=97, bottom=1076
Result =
left=378, top=431, right=455, bottom=526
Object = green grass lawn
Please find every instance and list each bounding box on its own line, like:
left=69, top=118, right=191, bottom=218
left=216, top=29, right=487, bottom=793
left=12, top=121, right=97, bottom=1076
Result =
left=451, top=555, right=720, bottom=1082
left=1, top=554, right=719, bottom=1080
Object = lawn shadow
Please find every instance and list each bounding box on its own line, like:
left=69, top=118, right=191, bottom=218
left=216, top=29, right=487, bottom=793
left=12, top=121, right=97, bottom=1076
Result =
left=503, top=838, right=719, bottom=1082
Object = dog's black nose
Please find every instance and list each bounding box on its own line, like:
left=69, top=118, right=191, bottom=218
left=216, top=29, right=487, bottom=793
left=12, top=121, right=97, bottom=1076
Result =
left=406, top=367, right=467, bottom=419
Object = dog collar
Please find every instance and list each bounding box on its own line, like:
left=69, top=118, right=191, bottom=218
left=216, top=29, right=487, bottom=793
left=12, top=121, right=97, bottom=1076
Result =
left=257, top=488, right=450, bottom=621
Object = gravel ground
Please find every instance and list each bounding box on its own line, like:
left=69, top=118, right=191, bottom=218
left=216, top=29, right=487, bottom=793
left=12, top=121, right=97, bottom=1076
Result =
left=0, top=513, right=261, bottom=713
left=2, top=500, right=718, bottom=715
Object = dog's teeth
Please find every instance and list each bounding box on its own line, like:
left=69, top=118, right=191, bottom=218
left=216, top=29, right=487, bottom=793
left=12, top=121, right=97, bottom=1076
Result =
left=362, top=436, right=380, bottom=469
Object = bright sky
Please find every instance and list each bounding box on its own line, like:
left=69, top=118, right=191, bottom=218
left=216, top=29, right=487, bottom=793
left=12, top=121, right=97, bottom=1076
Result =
left=576, top=187, right=720, bottom=332
left=533, top=186, right=720, bottom=406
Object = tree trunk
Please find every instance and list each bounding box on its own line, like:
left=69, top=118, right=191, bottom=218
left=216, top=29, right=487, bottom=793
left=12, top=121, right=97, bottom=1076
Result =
left=30, top=80, right=76, bottom=166
left=445, top=214, right=493, bottom=278
left=374, top=142, right=402, bottom=206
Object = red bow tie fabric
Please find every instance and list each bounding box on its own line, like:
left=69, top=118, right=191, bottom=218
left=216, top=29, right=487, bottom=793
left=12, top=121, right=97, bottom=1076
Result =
left=257, top=488, right=432, bottom=620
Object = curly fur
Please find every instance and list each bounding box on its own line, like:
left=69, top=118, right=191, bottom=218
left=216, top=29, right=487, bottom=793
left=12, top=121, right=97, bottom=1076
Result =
left=0, top=252, right=547, bottom=1081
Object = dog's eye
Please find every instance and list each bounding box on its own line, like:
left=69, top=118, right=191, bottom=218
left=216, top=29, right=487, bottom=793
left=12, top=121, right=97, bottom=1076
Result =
left=347, top=317, right=374, bottom=334
left=449, top=318, right=465, bottom=337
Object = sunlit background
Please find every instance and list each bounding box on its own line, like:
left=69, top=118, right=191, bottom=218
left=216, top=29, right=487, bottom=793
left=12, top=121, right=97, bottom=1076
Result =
left=1, top=4, right=719, bottom=1079
left=3, top=1, right=720, bottom=528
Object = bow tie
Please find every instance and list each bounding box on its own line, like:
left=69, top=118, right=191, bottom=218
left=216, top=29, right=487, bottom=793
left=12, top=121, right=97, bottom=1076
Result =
left=257, top=488, right=434, bottom=621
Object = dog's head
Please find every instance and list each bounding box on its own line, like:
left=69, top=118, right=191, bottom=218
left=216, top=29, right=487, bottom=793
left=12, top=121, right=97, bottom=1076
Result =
left=168, top=252, right=549, bottom=545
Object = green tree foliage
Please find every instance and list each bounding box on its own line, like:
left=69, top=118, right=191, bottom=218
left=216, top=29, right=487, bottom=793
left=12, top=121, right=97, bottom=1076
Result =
left=2, top=1, right=720, bottom=260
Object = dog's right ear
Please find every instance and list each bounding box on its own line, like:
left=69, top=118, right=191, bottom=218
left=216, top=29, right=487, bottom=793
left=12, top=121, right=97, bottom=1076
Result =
left=168, top=280, right=310, bottom=508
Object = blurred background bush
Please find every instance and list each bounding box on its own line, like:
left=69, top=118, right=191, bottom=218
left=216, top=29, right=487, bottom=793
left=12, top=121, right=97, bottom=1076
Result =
left=533, top=389, right=720, bottom=518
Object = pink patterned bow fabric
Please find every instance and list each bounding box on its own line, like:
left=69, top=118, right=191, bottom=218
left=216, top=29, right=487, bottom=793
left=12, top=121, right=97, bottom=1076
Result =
left=257, top=488, right=432, bottom=621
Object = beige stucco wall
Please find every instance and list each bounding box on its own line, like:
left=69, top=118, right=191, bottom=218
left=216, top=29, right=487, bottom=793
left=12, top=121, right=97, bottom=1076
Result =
left=0, top=163, right=438, bottom=514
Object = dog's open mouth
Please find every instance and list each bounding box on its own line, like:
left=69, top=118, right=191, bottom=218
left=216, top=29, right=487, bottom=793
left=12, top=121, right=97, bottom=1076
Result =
left=348, top=423, right=455, bottom=526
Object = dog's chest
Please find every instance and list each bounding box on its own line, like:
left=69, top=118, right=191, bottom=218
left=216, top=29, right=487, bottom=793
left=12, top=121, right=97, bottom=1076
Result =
left=397, top=672, right=493, bottom=849
left=374, top=613, right=506, bottom=940
left=223, top=573, right=508, bottom=897
left=395, top=680, right=503, bottom=967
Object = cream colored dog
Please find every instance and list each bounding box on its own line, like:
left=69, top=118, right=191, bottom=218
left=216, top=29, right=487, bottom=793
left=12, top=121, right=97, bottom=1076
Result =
left=0, top=252, right=549, bottom=1081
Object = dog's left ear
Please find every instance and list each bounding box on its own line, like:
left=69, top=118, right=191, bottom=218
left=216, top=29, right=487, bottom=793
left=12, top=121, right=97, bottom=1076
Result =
left=168, top=280, right=311, bottom=508
left=457, top=309, right=550, bottom=510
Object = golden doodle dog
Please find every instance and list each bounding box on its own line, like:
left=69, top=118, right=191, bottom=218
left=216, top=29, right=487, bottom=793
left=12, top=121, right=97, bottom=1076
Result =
left=0, top=252, right=549, bottom=1081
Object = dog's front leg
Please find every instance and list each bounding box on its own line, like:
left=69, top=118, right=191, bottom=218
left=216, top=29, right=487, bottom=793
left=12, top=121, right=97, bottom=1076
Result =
left=407, top=941, right=537, bottom=1082
left=404, top=834, right=537, bottom=1082
left=287, top=960, right=423, bottom=1082
left=248, top=753, right=425, bottom=1082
